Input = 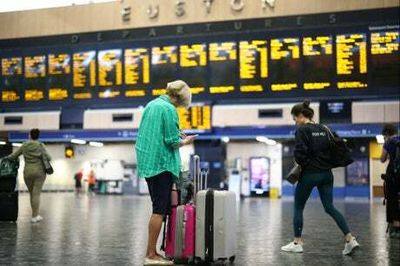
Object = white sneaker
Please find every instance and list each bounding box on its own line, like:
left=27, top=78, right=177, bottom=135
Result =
left=342, top=237, right=359, bottom=255
left=143, top=257, right=173, bottom=266
left=31, top=216, right=43, bottom=223
left=281, top=241, right=304, bottom=253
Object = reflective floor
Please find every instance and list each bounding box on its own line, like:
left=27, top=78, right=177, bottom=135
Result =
left=0, top=193, right=399, bottom=266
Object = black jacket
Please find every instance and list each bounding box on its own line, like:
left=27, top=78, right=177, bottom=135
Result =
left=294, top=123, right=334, bottom=171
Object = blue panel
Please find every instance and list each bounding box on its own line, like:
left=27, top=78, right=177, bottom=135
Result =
left=8, top=123, right=386, bottom=142
left=9, top=130, right=137, bottom=142
left=282, top=186, right=353, bottom=198
left=345, top=186, right=370, bottom=198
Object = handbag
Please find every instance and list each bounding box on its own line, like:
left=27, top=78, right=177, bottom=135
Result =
left=0, top=157, right=19, bottom=179
left=40, top=146, right=54, bottom=175
left=285, top=163, right=302, bottom=184
left=322, top=125, right=354, bottom=168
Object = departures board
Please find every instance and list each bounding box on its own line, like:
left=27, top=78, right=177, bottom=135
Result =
left=0, top=27, right=399, bottom=107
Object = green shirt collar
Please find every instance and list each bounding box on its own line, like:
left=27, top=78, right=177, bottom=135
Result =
left=159, top=95, right=170, bottom=103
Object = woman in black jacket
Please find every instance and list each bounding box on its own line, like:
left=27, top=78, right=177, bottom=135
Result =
left=281, top=101, right=359, bottom=255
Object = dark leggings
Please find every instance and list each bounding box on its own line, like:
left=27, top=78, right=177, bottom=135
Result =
left=294, top=170, right=350, bottom=237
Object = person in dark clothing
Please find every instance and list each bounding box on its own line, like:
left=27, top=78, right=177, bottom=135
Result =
left=74, top=169, right=83, bottom=195
left=281, top=101, right=359, bottom=255
left=380, top=123, right=400, bottom=238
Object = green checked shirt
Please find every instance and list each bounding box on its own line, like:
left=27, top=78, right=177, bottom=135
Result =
left=135, top=95, right=181, bottom=180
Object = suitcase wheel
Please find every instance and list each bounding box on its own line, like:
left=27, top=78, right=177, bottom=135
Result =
left=229, top=256, right=235, bottom=263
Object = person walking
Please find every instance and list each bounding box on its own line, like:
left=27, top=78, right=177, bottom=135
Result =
left=74, top=169, right=83, bottom=195
left=87, top=169, right=96, bottom=195
left=135, top=80, right=196, bottom=266
left=8, top=128, right=51, bottom=223
left=281, top=101, right=359, bottom=255
left=380, top=123, right=400, bottom=238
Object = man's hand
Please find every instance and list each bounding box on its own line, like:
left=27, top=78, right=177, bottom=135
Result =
left=181, top=134, right=198, bottom=146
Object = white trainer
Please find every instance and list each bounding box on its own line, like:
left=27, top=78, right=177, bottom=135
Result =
left=281, top=241, right=304, bottom=253
left=342, top=237, right=360, bottom=255
left=143, top=257, right=173, bottom=266
left=31, top=216, right=43, bottom=223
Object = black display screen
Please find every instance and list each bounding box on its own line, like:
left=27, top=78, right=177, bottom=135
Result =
left=319, top=100, right=352, bottom=124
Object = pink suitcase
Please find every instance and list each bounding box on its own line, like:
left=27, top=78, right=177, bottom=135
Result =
left=164, top=206, right=177, bottom=257
left=163, top=155, right=205, bottom=263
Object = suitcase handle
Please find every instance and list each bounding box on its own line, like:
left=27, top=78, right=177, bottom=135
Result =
left=193, top=155, right=200, bottom=204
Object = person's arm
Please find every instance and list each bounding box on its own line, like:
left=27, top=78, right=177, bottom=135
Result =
left=40, top=143, right=52, bottom=161
left=163, top=107, right=182, bottom=148
left=294, top=127, right=311, bottom=167
left=380, top=145, right=389, bottom=163
left=8, top=145, right=23, bottom=160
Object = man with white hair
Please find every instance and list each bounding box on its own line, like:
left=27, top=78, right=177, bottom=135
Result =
left=136, top=80, right=196, bottom=265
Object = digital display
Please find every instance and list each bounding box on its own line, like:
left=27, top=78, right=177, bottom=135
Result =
left=336, top=33, right=368, bottom=89
left=48, top=53, right=70, bottom=101
left=209, top=42, right=237, bottom=94
left=1, top=57, right=23, bottom=102
left=1, top=25, right=399, bottom=106
left=370, top=31, right=400, bottom=88
left=98, top=49, right=122, bottom=99
left=73, top=51, right=96, bottom=99
left=346, top=157, right=369, bottom=186
left=124, top=48, right=150, bottom=98
left=303, top=36, right=333, bottom=90
left=179, top=43, right=207, bottom=96
left=270, top=38, right=300, bottom=91
left=239, top=40, right=268, bottom=93
left=320, top=100, right=352, bottom=124
left=249, top=157, right=270, bottom=195
left=151, top=46, right=178, bottom=96
left=24, top=55, right=46, bottom=101
left=177, top=104, right=211, bottom=132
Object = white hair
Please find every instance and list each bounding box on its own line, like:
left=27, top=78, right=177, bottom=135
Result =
left=166, top=80, right=192, bottom=108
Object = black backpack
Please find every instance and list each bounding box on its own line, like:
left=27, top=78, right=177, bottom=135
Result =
left=391, top=139, right=400, bottom=175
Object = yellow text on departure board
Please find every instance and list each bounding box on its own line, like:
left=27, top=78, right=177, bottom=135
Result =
left=2, top=91, right=20, bottom=102
left=371, top=31, right=399, bottom=55
left=303, top=36, right=333, bottom=56
left=209, top=42, right=236, bottom=61
left=125, top=48, right=150, bottom=85
left=98, top=50, right=122, bottom=86
left=73, top=51, right=96, bottom=87
left=177, top=105, right=211, bottom=131
left=271, top=83, right=298, bottom=91
left=239, top=40, right=268, bottom=79
left=152, top=46, right=178, bottom=65
left=180, top=44, right=207, bottom=67
left=25, top=89, right=44, bottom=101
left=49, top=88, right=68, bottom=100
left=271, top=38, right=300, bottom=60
left=25, top=56, right=46, bottom=78
left=1, top=58, right=22, bottom=76
left=336, top=34, right=367, bottom=75
left=48, top=54, right=71, bottom=75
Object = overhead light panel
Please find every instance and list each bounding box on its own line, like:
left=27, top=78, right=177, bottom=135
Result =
left=89, top=141, right=104, bottom=147
left=376, top=135, right=385, bottom=144
left=0, top=141, right=6, bottom=145
left=221, top=137, right=230, bottom=143
left=71, top=139, right=86, bottom=145
left=12, top=143, right=22, bottom=147
left=256, top=136, right=268, bottom=143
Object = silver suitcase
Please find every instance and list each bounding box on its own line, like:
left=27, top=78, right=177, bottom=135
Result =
left=195, top=189, right=236, bottom=263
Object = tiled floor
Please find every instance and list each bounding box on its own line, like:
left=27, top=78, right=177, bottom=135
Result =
left=0, top=193, right=399, bottom=266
